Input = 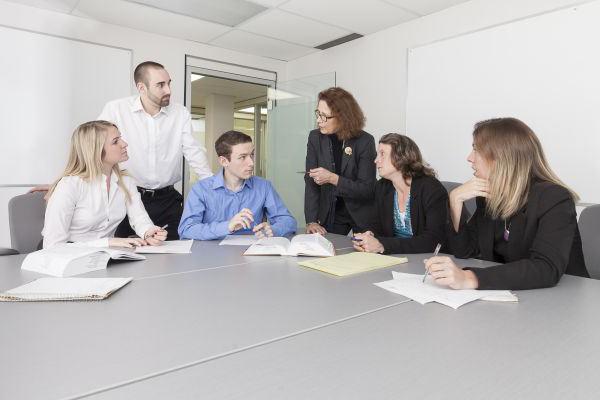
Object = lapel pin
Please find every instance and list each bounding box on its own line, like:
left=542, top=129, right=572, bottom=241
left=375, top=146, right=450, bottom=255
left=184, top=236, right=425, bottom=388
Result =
left=344, top=147, right=352, bottom=156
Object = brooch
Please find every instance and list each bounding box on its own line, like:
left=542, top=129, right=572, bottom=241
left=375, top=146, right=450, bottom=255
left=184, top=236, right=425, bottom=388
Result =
left=344, top=147, right=352, bottom=156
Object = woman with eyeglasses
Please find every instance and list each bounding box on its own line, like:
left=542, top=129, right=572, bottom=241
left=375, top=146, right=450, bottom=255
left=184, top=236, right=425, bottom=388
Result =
left=304, top=87, right=376, bottom=235
left=424, top=118, right=588, bottom=290
left=352, top=133, right=448, bottom=255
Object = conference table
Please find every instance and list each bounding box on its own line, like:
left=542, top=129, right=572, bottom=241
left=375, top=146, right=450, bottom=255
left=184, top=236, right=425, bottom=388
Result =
left=1, top=234, right=598, bottom=400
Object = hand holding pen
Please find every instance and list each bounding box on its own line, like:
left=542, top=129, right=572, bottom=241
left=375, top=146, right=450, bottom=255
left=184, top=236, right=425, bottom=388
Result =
left=143, top=224, right=168, bottom=246
left=422, top=243, right=442, bottom=282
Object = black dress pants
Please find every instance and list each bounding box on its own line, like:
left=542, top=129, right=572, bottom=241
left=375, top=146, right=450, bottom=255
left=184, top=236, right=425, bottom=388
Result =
left=115, top=186, right=183, bottom=240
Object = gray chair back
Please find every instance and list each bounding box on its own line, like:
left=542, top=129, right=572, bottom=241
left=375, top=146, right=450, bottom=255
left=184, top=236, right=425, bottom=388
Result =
left=8, top=191, right=46, bottom=253
left=578, top=204, right=600, bottom=279
left=441, top=181, right=477, bottom=217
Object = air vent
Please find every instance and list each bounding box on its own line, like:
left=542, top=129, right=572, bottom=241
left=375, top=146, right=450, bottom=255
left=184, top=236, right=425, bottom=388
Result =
left=315, top=33, right=363, bottom=50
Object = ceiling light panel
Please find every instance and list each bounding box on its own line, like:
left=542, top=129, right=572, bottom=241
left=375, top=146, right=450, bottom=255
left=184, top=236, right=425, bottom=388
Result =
left=74, top=0, right=230, bottom=43
left=281, top=0, right=418, bottom=35
left=383, top=0, right=471, bottom=16
left=239, top=9, right=351, bottom=47
left=124, top=0, right=266, bottom=27
left=210, top=30, right=317, bottom=61
left=3, top=0, right=79, bottom=13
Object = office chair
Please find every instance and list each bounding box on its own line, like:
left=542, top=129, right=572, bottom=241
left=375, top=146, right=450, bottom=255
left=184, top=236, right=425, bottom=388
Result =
left=7, top=191, right=46, bottom=254
left=578, top=204, right=600, bottom=279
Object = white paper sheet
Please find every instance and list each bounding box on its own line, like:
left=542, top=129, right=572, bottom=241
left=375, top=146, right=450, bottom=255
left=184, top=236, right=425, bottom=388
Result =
left=219, top=235, right=258, bottom=246
left=134, top=240, right=193, bottom=254
left=374, top=271, right=517, bottom=309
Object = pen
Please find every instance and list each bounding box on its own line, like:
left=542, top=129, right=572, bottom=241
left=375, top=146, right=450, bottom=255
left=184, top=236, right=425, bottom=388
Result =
left=423, top=243, right=442, bottom=283
left=351, top=236, right=362, bottom=242
left=160, top=224, right=168, bottom=230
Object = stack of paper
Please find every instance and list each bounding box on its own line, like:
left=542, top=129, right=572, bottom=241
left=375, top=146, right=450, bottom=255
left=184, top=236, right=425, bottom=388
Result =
left=135, top=240, right=193, bottom=254
left=298, top=252, right=407, bottom=277
left=0, top=277, right=132, bottom=302
left=374, top=271, right=518, bottom=309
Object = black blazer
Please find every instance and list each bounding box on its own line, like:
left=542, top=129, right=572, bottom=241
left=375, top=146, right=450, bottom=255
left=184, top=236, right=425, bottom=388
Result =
left=370, top=176, right=448, bottom=254
left=448, top=181, right=589, bottom=290
left=304, top=129, right=376, bottom=231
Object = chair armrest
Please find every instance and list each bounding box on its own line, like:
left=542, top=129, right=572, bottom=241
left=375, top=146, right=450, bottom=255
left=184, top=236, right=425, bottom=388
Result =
left=0, top=247, right=19, bottom=256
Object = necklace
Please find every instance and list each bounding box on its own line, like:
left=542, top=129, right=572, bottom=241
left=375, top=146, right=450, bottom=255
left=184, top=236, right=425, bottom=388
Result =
left=503, top=219, right=511, bottom=241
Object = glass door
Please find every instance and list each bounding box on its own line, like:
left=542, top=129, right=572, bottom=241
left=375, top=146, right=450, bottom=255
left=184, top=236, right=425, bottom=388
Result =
left=264, top=72, right=336, bottom=229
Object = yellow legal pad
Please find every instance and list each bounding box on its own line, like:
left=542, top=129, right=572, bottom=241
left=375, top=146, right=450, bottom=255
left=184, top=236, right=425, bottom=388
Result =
left=298, top=252, right=407, bottom=277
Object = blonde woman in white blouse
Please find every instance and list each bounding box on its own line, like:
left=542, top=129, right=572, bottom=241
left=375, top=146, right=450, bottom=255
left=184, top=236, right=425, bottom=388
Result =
left=42, top=120, right=167, bottom=248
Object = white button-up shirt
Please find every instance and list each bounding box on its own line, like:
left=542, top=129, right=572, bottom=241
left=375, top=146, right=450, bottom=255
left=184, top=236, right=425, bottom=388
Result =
left=98, top=96, right=212, bottom=189
left=42, top=173, right=154, bottom=248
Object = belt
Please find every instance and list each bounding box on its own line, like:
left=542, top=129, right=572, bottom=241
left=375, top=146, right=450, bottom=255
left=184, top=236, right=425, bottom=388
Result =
left=137, top=185, right=175, bottom=197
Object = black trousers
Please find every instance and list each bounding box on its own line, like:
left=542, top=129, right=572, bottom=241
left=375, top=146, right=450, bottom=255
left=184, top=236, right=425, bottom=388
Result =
left=329, top=199, right=361, bottom=236
left=115, top=187, right=183, bottom=240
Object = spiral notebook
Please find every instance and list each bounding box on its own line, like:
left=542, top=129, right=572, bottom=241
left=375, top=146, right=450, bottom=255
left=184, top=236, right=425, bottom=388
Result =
left=0, top=277, right=133, bottom=302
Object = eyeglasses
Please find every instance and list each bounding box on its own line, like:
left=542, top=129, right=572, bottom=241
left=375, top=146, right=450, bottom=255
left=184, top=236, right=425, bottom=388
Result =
left=314, top=110, right=336, bottom=122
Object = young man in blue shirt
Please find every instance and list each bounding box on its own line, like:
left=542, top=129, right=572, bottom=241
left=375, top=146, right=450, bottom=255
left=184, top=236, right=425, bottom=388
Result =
left=178, top=131, right=297, bottom=240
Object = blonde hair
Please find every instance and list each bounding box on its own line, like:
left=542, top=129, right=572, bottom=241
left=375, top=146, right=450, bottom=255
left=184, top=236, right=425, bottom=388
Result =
left=48, top=120, right=131, bottom=201
left=473, top=118, right=577, bottom=220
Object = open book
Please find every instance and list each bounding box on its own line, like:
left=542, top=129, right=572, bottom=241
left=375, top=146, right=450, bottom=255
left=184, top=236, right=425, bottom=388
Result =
left=21, top=245, right=145, bottom=277
left=0, top=277, right=133, bottom=302
left=243, top=234, right=335, bottom=257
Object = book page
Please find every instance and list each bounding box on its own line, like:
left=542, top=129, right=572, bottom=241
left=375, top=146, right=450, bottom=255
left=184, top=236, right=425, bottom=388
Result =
left=298, top=252, right=406, bottom=276
left=288, top=234, right=335, bottom=257
left=134, top=240, right=193, bottom=254
left=0, top=277, right=133, bottom=301
left=243, top=237, right=290, bottom=256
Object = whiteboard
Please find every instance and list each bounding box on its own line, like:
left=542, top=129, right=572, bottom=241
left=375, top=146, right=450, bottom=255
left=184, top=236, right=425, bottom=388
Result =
left=406, top=2, right=600, bottom=203
left=0, top=26, right=132, bottom=184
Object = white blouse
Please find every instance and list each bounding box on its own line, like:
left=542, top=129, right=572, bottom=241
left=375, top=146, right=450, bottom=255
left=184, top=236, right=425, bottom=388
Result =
left=42, top=172, right=154, bottom=248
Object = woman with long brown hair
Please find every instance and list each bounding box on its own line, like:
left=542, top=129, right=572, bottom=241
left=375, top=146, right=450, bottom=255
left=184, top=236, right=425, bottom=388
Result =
left=304, top=87, right=376, bottom=235
left=352, top=133, right=447, bottom=254
left=43, top=120, right=167, bottom=248
left=425, top=117, right=588, bottom=290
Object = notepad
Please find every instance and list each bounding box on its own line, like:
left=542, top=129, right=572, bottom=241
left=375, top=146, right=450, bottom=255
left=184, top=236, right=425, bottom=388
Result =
left=21, top=245, right=145, bottom=277
left=134, top=240, right=193, bottom=254
left=0, top=277, right=133, bottom=302
left=298, top=252, right=407, bottom=276
left=374, top=271, right=518, bottom=309
left=244, top=234, right=335, bottom=257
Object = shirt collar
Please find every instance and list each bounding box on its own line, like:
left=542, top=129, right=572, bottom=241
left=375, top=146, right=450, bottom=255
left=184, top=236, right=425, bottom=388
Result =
left=211, top=169, right=253, bottom=191
left=131, top=96, right=169, bottom=116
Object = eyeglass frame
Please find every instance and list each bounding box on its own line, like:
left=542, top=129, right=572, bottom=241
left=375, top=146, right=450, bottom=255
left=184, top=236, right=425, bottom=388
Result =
left=314, top=109, right=336, bottom=122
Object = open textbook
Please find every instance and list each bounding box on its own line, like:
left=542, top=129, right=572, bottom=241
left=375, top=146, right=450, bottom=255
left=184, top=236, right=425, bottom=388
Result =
left=0, top=277, right=132, bottom=302
left=244, top=234, right=335, bottom=257
left=374, top=271, right=518, bottom=309
left=21, top=245, right=145, bottom=277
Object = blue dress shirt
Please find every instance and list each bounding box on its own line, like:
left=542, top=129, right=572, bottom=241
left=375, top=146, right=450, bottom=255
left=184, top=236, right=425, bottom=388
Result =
left=178, top=170, right=297, bottom=240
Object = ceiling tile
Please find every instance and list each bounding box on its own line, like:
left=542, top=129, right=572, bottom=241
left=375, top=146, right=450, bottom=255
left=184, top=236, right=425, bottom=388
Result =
left=74, top=0, right=231, bottom=43
left=2, top=0, right=79, bottom=13
left=238, top=9, right=351, bottom=47
left=383, top=0, right=471, bottom=16
left=124, top=0, right=266, bottom=27
left=210, top=30, right=317, bottom=61
left=280, top=0, right=418, bottom=35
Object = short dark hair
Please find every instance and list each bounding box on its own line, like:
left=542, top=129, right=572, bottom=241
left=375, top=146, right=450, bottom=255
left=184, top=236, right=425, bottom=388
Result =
left=215, top=131, right=252, bottom=160
left=134, top=61, right=165, bottom=86
left=317, top=87, right=365, bottom=141
left=379, top=133, right=436, bottom=179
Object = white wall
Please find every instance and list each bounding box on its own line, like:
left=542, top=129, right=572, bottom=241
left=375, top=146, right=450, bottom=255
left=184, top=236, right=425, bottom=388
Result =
left=285, top=0, right=591, bottom=144
left=0, top=0, right=286, bottom=248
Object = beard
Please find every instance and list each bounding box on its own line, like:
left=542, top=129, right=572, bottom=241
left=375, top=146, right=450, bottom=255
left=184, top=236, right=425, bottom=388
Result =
left=148, top=91, right=170, bottom=107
